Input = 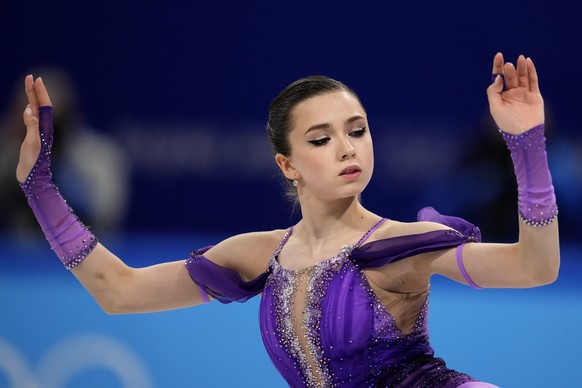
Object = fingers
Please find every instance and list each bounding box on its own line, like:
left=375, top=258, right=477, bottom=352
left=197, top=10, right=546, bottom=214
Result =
left=24, top=75, right=39, bottom=117
left=492, top=52, right=504, bottom=75
left=527, top=57, right=540, bottom=94
left=493, top=53, right=539, bottom=93
left=503, top=62, right=518, bottom=89
left=24, top=75, right=53, bottom=115
left=487, top=74, right=504, bottom=96
left=516, top=55, right=529, bottom=88
left=34, top=77, right=53, bottom=107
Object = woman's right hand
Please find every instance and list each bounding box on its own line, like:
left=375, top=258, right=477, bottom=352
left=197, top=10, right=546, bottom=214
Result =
left=486, top=53, right=544, bottom=134
left=16, top=75, right=53, bottom=183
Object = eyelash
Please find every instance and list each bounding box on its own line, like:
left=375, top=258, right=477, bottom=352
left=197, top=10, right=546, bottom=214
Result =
left=350, top=127, right=367, bottom=138
left=308, top=127, right=367, bottom=147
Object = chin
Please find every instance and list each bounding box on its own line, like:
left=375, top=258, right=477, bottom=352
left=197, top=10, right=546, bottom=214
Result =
left=339, top=187, right=367, bottom=201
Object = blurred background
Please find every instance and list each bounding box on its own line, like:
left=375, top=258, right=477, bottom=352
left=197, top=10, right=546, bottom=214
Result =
left=1, top=1, right=580, bottom=387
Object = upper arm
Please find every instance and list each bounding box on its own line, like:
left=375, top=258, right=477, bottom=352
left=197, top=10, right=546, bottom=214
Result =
left=112, top=259, right=205, bottom=313
left=426, top=217, right=560, bottom=289
left=426, top=241, right=547, bottom=289
left=73, top=231, right=282, bottom=314
left=376, top=221, right=524, bottom=289
left=372, top=216, right=558, bottom=290
left=369, top=221, right=527, bottom=290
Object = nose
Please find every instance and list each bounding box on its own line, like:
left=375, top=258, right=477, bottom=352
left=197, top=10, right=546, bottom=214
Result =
left=339, top=137, right=356, bottom=160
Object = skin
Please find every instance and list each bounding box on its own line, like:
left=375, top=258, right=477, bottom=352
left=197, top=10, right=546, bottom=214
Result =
left=17, top=53, right=559, bottom=314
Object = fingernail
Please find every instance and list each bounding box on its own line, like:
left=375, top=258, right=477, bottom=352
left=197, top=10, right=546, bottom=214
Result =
left=25, top=107, right=33, bottom=115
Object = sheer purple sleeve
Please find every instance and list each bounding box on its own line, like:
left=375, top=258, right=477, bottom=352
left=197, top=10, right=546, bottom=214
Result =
left=352, top=207, right=481, bottom=269
left=184, top=246, right=269, bottom=304
left=417, top=206, right=481, bottom=241
left=500, top=124, right=558, bottom=226
left=19, top=106, right=97, bottom=269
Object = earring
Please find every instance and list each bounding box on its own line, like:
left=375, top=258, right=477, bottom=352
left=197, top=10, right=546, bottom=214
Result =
left=292, top=179, right=298, bottom=187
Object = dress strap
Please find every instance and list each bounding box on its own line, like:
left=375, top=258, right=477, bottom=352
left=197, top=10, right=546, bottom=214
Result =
left=273, top=227, right=294, bottom=257
left=355, top=218, right=387, bottom=248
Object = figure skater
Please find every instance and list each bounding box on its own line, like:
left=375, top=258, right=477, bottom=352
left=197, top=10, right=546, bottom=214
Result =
left=16, top=53, right=559, bottom=387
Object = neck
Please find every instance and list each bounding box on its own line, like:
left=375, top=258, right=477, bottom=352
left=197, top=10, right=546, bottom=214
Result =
left=294, top=194, right=375, bottom=242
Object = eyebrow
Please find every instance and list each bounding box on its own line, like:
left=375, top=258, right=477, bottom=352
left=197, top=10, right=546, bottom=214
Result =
left=304, top=115, right=366, bottom=135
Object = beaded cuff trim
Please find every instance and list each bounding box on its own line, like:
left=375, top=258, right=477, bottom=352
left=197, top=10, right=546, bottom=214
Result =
left=63, top=236, right=99, bottom=270
left=518, top=209, right=558, bottom=227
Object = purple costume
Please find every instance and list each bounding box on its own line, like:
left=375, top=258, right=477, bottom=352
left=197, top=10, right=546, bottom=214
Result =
left=186, top=209, right=489, bottom=387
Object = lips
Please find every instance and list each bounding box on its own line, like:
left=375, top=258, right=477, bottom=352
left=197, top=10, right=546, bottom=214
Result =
left=340, top=166, right=361, bottom=175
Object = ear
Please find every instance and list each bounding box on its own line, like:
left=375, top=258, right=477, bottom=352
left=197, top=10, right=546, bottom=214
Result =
left=275, top=153, right=299, bottom=181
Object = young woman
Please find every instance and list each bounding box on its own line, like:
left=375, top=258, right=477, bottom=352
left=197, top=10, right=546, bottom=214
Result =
left=17, top=53, right=559, bottom=387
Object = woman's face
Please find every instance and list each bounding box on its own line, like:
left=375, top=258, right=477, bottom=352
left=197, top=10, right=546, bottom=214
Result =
left=276, top=90, right=374, bottom=201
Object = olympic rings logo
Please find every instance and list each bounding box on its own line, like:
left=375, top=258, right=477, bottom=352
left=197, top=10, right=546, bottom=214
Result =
left=0, top=334, right=153, bottom=388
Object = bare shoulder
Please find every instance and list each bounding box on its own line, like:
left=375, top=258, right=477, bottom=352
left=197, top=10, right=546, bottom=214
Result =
left=203, top=229, right=288, bottom=281
left=372, top=219, right=452, bottom=242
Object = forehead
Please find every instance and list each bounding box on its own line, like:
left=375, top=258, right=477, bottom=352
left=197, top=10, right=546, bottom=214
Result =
left=291, top=91, right=365, bottom=128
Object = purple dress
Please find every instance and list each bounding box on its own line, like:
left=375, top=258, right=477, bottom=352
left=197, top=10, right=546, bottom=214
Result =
left=185, top=209, right=483, bottom=387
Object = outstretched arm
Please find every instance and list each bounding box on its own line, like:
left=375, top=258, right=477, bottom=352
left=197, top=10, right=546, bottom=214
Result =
left=17, top=76, right=206, bottom=313
left=428, top=53, right=559, bottom=288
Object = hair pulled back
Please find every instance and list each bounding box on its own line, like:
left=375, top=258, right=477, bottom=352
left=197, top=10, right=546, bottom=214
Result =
left=266, top=75, right=361, bottom=157
left=266, top=75, right=363, bottom=201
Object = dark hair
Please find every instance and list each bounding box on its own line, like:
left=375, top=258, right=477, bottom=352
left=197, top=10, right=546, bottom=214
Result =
left=266, top=75, right=363, bottom=200
left=267, top=75, right=361, bottom=156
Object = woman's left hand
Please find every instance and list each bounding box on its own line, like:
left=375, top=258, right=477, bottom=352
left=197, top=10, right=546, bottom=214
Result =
left=486, top=53, right=544, bottom=134
left=17, top=75, right=53, bottom=183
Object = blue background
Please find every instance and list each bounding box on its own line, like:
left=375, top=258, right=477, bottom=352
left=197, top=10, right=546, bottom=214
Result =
left=1, top=1, right=581, bottom=387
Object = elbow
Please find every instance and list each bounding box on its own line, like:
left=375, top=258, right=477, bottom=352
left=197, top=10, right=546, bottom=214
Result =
left=94, top=291, right=134, bottom=315
left=538, top=264, right=560, bottom=285
left=99, top=293, right=142, bottom=315
left=101, top=303, right=128, bottom=315
left=96, top=298, right=127, bottom=315
left=531, top=270, right=558, bottom=287
left=529, top=255, right=560, bottom=286
left=90, top=267, right=137, bottom=315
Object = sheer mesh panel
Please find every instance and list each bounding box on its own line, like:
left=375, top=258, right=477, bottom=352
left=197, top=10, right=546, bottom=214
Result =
left=293, top=270, right=323, bottom=386
left=365, top=272, right=428, bottom=335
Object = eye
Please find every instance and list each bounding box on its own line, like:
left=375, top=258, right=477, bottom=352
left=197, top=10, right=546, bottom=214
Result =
left=308, top=137, right=330, bottom=146
left=349, top=127, right=367, bottom=137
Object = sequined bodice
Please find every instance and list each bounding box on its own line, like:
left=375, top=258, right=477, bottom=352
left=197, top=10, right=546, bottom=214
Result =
left=258, top=227, right=449, bottom=387
left=186, top=209, right=481, bottom=387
